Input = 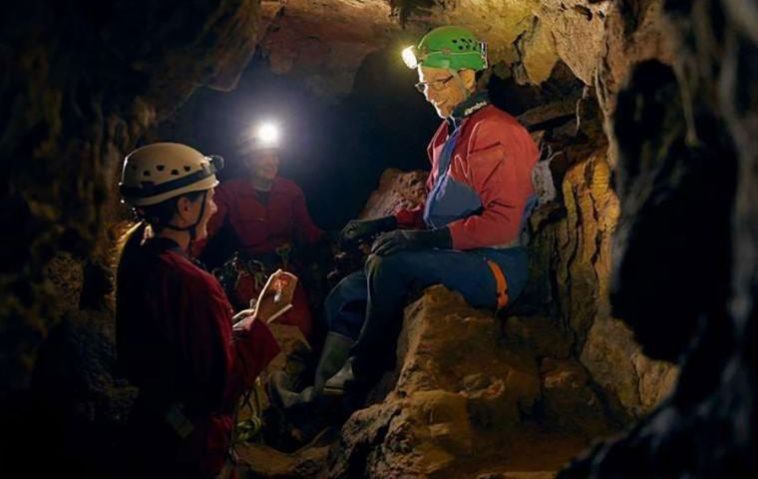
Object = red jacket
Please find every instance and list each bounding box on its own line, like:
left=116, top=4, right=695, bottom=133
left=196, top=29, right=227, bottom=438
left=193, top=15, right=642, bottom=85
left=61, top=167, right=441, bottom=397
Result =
left=192, top=176, right=322, bottom=258
left=116, top=234, right=280, bottom=477
left=395, top=103, right=538, bottom=250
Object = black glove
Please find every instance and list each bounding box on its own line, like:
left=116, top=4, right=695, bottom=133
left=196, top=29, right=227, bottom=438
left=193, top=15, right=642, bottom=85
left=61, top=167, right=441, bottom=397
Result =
left=371, top=228, right=452, bottom=256
left=340, top=216, right=398, bottom=244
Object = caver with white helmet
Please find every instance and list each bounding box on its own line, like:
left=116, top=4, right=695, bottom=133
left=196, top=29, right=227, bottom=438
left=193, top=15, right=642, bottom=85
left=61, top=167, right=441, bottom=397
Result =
left=119, top=142, right=224, bottom=240
left=114, top=142, right=280, bottom=478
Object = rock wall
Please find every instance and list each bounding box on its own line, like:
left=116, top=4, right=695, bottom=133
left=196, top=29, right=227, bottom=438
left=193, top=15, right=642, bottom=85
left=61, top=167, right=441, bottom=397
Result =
left=528, top=140, right=678, bottom=417
left=1, top=0, right=261, bottom=400
left=1, top=0, right=264, bottom=474
left=558, top=0, right=756, bottom=475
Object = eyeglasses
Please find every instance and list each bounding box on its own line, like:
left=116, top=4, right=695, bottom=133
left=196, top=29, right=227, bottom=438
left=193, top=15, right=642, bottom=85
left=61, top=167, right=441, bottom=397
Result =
left=414, top=75, right=455, bottom=94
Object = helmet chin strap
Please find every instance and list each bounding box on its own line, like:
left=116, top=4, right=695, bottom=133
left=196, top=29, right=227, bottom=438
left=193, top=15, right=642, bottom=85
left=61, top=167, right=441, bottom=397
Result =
left=161, top=190, right=209, bottom=242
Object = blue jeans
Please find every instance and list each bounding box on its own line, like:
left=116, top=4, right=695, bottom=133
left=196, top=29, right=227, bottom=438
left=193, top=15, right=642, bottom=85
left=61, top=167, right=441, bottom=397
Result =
left=324, top=247, right=529, bottom=376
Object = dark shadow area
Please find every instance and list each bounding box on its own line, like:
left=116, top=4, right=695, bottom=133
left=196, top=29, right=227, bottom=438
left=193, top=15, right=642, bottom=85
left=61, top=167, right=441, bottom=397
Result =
left=153, top=48, right=440, bottom=231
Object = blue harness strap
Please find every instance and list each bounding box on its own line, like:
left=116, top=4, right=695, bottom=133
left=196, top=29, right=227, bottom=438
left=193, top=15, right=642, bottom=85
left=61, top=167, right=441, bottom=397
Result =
left=423, top=126, right=482, bottom=229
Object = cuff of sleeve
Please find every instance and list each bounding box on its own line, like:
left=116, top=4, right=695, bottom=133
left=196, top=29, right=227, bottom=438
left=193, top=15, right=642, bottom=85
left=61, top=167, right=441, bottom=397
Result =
left=393, top=210, right=417, bottom=228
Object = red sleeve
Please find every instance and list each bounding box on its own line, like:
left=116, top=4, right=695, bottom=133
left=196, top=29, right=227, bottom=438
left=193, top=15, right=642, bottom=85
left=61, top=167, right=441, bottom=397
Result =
left=181, top=273, right=280, bottom=408
left=189, top=184, right=231, bottom=258
left=447, top=120, right=538, bottom=250
left=291, top=185, right=323, bottom=244
left=394, top=205, right=427, bottom=229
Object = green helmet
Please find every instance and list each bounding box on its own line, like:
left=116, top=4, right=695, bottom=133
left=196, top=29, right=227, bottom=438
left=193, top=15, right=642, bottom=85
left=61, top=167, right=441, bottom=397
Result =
left=402, top=26, right=487, bottom=71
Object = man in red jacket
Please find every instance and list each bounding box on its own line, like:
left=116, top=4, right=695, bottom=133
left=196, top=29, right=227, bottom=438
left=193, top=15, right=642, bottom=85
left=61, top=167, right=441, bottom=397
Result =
left=320, top=26, right=539, bottom=395
left=116, top=143, right=281, bottom=478
left=191, top=128, right=323, bottom=339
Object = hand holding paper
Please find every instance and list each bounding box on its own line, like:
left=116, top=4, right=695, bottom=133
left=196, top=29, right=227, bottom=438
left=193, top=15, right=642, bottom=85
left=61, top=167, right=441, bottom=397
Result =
left=233, top=269, right=298, bottom=330
left=255, top=269, right=298, bottom=323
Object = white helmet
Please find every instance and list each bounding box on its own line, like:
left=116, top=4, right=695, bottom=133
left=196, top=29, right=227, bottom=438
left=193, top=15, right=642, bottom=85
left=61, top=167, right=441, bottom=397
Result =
left=119, top=142, right=224, bottom=207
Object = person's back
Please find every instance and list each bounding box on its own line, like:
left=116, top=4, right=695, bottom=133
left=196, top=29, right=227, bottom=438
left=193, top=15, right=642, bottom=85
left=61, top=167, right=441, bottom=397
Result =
left=117, top=233, right=232, bottom=411
left=117, top=228, right=240, bottom=478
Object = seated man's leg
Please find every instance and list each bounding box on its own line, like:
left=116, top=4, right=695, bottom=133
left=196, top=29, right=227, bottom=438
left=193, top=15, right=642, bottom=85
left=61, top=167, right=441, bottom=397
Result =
left=269, top=271, right=368, bottom=411
left=324, top=271, right=368, bottom=340
left=350, top=249, right=499, bottom=378
left=311, top=271, right=369, bottom=389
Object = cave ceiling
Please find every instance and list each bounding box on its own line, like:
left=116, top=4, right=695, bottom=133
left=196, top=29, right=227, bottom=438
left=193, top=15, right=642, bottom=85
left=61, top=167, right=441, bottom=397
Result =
left=255, top=0, right=568, bottom=96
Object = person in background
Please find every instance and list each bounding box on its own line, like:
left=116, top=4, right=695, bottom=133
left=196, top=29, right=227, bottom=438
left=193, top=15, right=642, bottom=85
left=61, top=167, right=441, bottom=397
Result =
left=191, top=125, right=324, bottom=340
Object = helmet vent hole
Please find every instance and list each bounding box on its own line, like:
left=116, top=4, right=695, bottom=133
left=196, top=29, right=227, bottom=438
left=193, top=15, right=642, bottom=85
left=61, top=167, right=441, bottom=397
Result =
left=452, top=39, right=458, bottom=43
left=458, top=46, right=464, bottom=50
left=171, top=169, right=180, bottom=175
left=156, top=165, right=164, bottom=171
left=184, top=166, right=192, bottom=172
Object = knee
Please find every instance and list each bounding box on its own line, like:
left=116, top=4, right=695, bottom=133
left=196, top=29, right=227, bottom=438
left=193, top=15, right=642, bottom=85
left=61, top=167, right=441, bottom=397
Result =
left=364, top=253, right=407, bottom=278
left=324, top=273, right=366, bottom=315
left=324, top=284, right=346, bottom=314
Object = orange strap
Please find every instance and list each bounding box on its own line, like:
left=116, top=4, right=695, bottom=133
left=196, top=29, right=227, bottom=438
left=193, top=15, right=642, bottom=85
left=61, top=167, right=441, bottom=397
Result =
left=486, top=260, right=509, bottom=310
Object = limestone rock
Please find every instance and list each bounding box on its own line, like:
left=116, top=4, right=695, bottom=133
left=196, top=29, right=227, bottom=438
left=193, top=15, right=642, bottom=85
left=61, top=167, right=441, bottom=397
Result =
left=2, top=0, right=264, bottom=400
left=360, top=168, right=428, bottom=220
left=237, top=440, right=331, bottom=479
left=503, top=316, right=573, bottom=360
left=527, top=145, right=678, bottom=418
left=256, top=0, right=580, bottom=95
left=326, top=285, right=600, bottom=478
left=540, top=358, right=617, bottom=437
left=30, top=308, right=137, bottom=472
left=534, top=0, right=612, bottom=86
left=558, top=1, right=755, bottom=474
left=257, top=0, right=398, bottom=96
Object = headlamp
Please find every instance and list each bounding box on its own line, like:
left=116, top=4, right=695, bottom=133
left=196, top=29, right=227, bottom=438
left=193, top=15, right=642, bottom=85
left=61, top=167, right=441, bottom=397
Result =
left=402, top=46, right=420, bottom=69
left=256, top=123, right=280, bottom=147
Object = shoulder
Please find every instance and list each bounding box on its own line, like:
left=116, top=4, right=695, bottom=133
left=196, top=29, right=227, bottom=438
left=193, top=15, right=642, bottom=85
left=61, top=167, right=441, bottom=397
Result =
left=274, top=177, right=304, bottom=197
left=161, top=251, right=226, bottom=298
left=467, top=105, right=531, bottom=146
left=465, top=106, right=539, bottom=170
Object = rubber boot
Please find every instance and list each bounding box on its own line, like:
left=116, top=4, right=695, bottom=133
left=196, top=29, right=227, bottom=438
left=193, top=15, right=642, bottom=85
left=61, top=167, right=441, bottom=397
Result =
left=322, top=356, right=357, bottom=396
left=268, top=332, right=354, bottom=410
left=298, top=332, right=355, bottom=402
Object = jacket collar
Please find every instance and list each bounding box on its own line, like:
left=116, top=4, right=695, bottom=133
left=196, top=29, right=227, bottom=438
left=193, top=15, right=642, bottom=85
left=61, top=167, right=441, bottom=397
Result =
left=448, top=90, right=490, bottom=130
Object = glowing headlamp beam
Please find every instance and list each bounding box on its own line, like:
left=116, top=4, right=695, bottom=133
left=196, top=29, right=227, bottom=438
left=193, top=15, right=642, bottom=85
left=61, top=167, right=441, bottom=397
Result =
left=402, top=47, right=418, bottom=69
left=256, top=123, right=280, bottom=146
